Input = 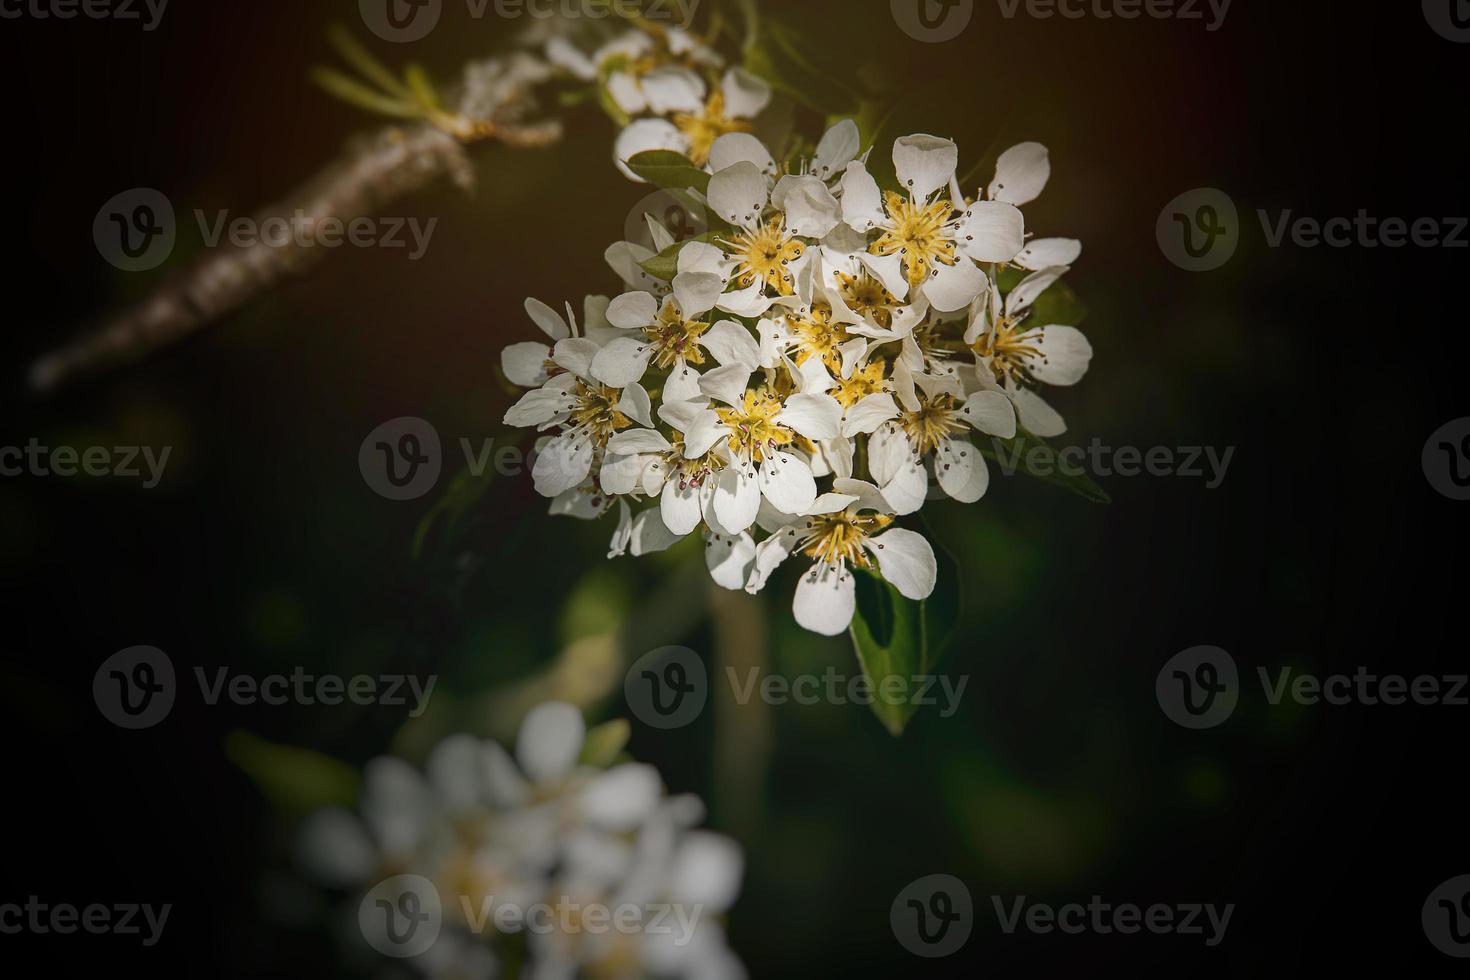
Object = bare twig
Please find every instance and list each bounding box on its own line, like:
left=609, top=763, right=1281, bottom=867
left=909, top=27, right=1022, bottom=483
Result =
left=29, top=52, right=562, bottom=395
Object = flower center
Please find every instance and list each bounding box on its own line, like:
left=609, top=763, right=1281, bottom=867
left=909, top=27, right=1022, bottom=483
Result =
left=673, top=91, right=750, bottom=166
left=786, top=302, right=847, bottom=373
left=569, top=381, right=632, bottom=446
left=726, top=215, right=805, bottom=296
left=871, top=191, right=959, bottom=289
left=800, top=511, right=894, bottom=567
left=834, top=268, right=897, bottom=328
left=643, top=304, right=710, bottom=370
left=716, top=387, right=795, bottom=462
left=663, top=431, right=724, bottom=490
left=899, top=392, right=966, bottom=456
left=971, top=315, right=1044, bottom=386
left=830, top=359, right=888, bottom=409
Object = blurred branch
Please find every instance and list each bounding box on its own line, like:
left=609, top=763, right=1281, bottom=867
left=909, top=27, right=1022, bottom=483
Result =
left=29, top=47, right=562, bottom=396
left=711, top=582, right=772, bottom=838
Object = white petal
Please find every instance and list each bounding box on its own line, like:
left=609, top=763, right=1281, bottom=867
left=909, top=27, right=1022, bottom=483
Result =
left=549, top=482, right=606, bottom=520
left=615, top=381, right=654, bottom=427
left=772, top=174, right=840, bottom=240
left=893, top=134, right=958, bottom=200
left=720, top=67, right=771, bottom=120
left=700, top=319, right=761, bottom=370
left=811, top=119, right=860, bottom=180
left=608, top=291, right=658, bottom=329
left=934, top=438, right=989, bottom=503
left=608, top=499, right=634, bottom=557
left=614, top=118, right=689, bottom=181
left=839, top=162, right=885, bottom=232
left=1010, top=385, right=1067, bottom=437
left=1028, top=325, right=1093, bottom=386
left=857, top=250, right=910, bottom=302
left=533, top=432, right=594, bottom=497
left=866, top=528, right=937, bottom=600
left=774, top=392, right=842, bottom=441
left=606, top=70, right=648, bottom=115
left=708, top=132, right=775, bottom=175
left=841, top=392, right=899, bottom=436
left=879, top=454, right=928, bottom=515
left=745, top=523, right=804, bottom=593
left=669, top=831, right=745, bottom=912
left=631, top=507, right=685, bottom=554
left=661, top=478, right=706, bottom=535
left=672, top=271, right=725, bottom=317
left=608, top=429, right=672, bottom=455
left=515, top=702, right=585, bottom=784
left=707, top=160, right=770, bottom=228
left=525, top=297, right=570, bottom=340
left=757, top=451, right=817, bottom=514
left=958, top=201, right=1025, bottom=263
left=792, top=561, right=857, bottom=636
left=683, top=409, right=728, bottom=458
left=605, top=240, right=660, bottom=291
left=677, top=240, right=730, bottom=277
left=832, top=477, right=892, bottom=514
left=582, top=763, right=663, bottom=830
left=713, top=462, right=761, bottom=533
left=1016, top=237, right=1082, bottom=270
left=641, top=67, right=706, bottom=114
left=699, top=363, right=753, bottom=408
left=552, top=337, right=600, bottom=379
left=868, top=421, right=912, bottom=485
left=664, top=358, right=703, bottom=404
left=599, top=451, right=647, bottom=496
left=1006, top=266, right=1068, bottom=316
left=921, top=259, right=987, bottom=313
left=501, top=341, right=551, bottom=387
left=545, top=36, right=596, bottom=80
left=990, top=141, right=1050, bottom=206
left=590, top=336, right=655, bottom=387
left=807, top=492, right=858, bottom=515
left=705, top=528, right=756, bottom=590
left=296, top=808, right=376, bottom=887
left=960, top=390, right=1017, bottom=437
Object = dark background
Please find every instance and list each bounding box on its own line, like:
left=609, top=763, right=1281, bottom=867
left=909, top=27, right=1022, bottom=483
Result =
left=1, top=0, right=1466, bottom=975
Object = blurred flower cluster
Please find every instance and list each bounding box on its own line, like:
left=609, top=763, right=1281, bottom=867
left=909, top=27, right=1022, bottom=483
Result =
left=501, top=111, right=1092, bottom=634
left=298, top=703, right=744, bottom=979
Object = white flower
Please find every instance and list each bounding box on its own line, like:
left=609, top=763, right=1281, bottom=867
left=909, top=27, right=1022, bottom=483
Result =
left=962, top=266, right=1093, bottom=437
left=744, top=479, right=937, bottom=636
left=613, top=67, right=772, bottom=178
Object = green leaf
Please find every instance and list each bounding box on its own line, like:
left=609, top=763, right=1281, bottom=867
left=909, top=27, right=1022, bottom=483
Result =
left=412, top=436, right=513, bottom=561
left=849, top=553, right=959, bottom=736
left=979, top=429, right=1112, bottom=504
left=326, top=23, right=412, bottom=99
left=224, top=731, right=359, bottom=816
left=638, top=232, right=720, bottom=281
left=311, top=68, right=421, bottom=120
left=578, top=719, right=631, bottom=767
left=625, top=150, right=711, bottom=194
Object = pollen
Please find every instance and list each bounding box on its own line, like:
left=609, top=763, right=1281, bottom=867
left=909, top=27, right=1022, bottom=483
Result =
left=830, top=359, right=888, bottom=410
left=786, top=302, right=848, bottom=373
left=800, top=511, right=895, bottom=568
left=899, top=391, right=967, bottom=457
left=870, top=191, right=960, bottom=289
left=971, top=315, right=1046, bottom=387
left=673, top=91, right=751, bottom=167
left=717, top=387, right=795, bottom=463
left=833, top=268, right=898, bottom=328
left=643, top=303, right=711, bottom=370
left=726, top=215, right=805, bottom=296
left=569, top=381, right=632, bottom=445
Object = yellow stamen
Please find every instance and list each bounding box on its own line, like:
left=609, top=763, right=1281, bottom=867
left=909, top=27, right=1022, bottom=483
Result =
left=786, top=302, right=848, bottom=373
left=716, top=387, right=795, bottom=462
left=833, top=268, right=898, bottom=328
left=830, top=359, right=888, bottom=410
left=726, top=214, right=805, bottom=296
left=871, top=191, right=960, bottom=289
left=643, top=303, right=711, bottom=370
left=800, top=511, right=895, bottom=567
left=569, top=381, right=632, bottom=445
left=971, top=315, right=1045, bottom=386
left=899, top=391, right=966, bottom=457
left=673, top=91, right=750, bottom=167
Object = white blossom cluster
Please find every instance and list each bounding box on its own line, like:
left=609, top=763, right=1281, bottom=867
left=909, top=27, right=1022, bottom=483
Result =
left=299, top=703, right=744, bottom=979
